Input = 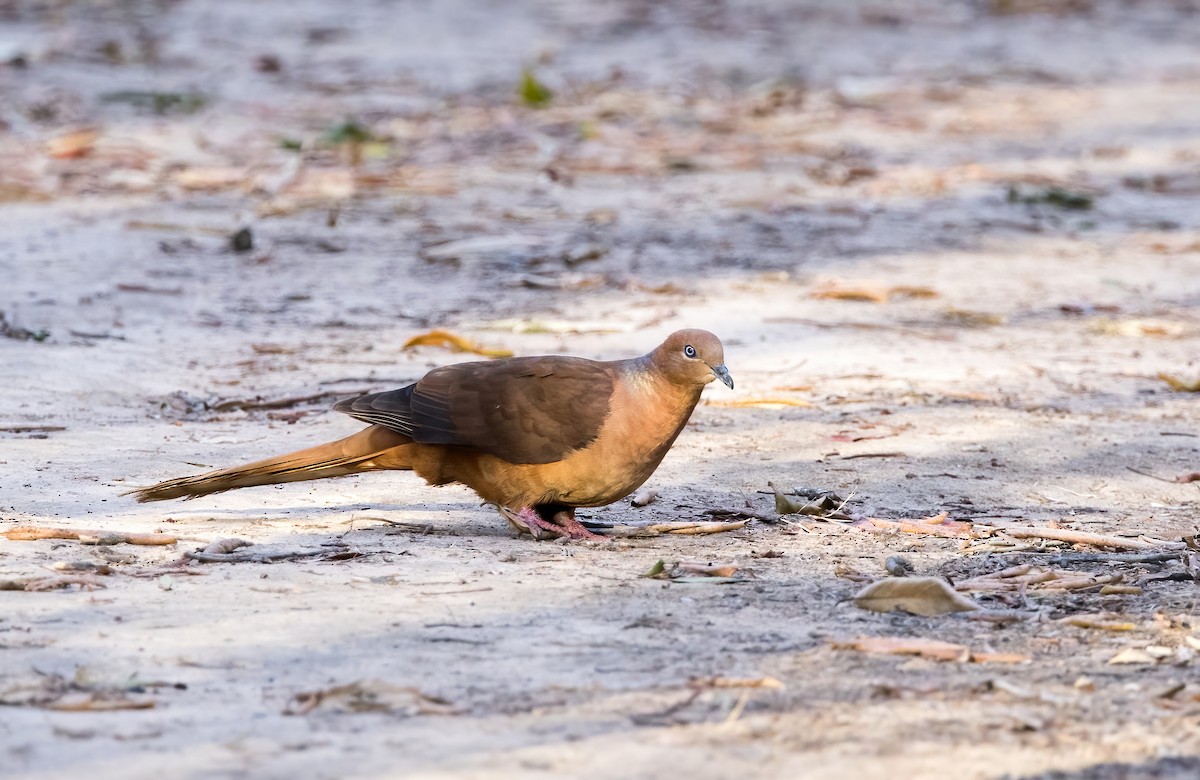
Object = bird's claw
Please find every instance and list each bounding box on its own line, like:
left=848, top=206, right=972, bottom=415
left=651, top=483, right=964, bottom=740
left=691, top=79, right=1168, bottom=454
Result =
left=497, top=506, right=606, bottom=541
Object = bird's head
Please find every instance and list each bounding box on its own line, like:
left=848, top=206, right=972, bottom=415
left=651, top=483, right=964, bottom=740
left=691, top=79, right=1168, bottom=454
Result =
left=651, top=329, right=733, bottom=389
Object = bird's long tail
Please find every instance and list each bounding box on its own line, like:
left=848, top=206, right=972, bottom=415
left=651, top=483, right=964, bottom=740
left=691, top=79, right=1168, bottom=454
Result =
left=130, top=425, right=412, bottom=502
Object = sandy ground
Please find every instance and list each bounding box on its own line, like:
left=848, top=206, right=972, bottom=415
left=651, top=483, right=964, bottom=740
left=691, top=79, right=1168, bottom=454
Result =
left=3, top=1, right=1200, bottom=778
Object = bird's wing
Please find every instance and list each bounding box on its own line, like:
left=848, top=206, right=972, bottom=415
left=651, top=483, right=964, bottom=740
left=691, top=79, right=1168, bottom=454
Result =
left=333, top=356, right=617, bottom=464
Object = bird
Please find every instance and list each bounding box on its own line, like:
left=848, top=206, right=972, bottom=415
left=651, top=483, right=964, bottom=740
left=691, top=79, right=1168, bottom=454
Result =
left=131, top=329, right=733, bottom=540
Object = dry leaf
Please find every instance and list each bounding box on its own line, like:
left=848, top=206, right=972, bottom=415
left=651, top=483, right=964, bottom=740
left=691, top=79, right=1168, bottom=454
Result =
left=173, top=167, right=249, bottom=191
left=1109, top=648, right=1156, bottom=665
left=1092, top=319, right=1184, bottom=338
left=771, top=482, right=808, bottom=514
left=943, top=308, right=1005, bottom=327
left=889, top=286, right=939, bottom=299
left=832, top=636, right=969, bottom=662
left=46, top=129, right=99, bottom=159
left=402, top=330, right=513, bottom=359
left=674, top=561, right=739, bottom=578
left=854, top=577, right=981, bottom=616
left=1160, top=373, right=1200, bottom=392
left=812, top=287, right=889, bottom=303
left=971, top=652, right=1031, bottom=664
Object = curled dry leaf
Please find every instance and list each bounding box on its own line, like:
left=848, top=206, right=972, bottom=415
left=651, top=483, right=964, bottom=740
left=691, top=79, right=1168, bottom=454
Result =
left=630, top=489, right=658, bottom=507
left=402, top=329, right=513, bottom=359
left=646, top=560, right=739, bottom=579
left=1159, top=373, right=1200, bottom=392
left=201, top=538, right=254, bottom=555
left=674, top=561, right=739, bottom=578
left=854, top=576, right=981, bottom=617
left=769, top=482, right=853, bottom=518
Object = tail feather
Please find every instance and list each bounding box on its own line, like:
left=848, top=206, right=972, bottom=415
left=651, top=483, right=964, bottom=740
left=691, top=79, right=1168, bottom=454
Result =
left=130, top=425, right=412, bottom=502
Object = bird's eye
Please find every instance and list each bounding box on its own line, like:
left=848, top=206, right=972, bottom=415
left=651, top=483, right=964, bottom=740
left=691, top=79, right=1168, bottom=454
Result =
left=683, top=345, right=697, bottom=358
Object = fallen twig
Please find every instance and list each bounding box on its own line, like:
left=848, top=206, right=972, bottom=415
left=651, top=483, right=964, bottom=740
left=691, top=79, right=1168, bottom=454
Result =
left=856, top=513, right=976, bottom=538
left=996, top=527, right=1177, bottom=551
left=0, top=575, right=107, bottom=591
left=703, top=507, right=778, bottom=523
left=1044, top=551, right=1181, bottom=565
left=3, top=526, right=177, bottom=546
left=598, top=519, right=750, bottom=537
left=1059, top=614, right=1137, bottom=631
left=0, top=424, right=67, bottom=434
left=212, top=389, right=365, bottom=413
left=183, top=537, right=355, bottom=564
left=688, top=676, right=784, bottom=690
left=1126, top=465, right=1200, bottom=484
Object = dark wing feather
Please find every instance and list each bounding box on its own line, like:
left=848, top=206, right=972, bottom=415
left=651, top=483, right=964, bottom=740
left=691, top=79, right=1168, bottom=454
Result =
left=333, top=356, right=615, bottom=464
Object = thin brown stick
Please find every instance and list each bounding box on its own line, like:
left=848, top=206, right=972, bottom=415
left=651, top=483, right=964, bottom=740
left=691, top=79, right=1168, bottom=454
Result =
left=0, top=424, right=67, bottom=433
left=212, top=389, right=367, bottom=412
left=0, top=574, right=108, bottom=591
left=1126, top=465, right=1199, bottom=484
left=599, top=519, right=750, bottom=537
left=3, top=526, right=177, bottom=545
left=998, top=527, right=1172, bottom=550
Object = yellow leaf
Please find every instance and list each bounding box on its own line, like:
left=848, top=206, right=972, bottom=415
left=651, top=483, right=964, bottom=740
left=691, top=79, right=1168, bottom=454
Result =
left=1160, top=373, right=1200, bottom=392
left=402, top=330, right=513, bottom=359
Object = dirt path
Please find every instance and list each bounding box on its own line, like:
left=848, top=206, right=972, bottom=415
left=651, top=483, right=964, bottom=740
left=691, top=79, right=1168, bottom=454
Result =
left=2, top=2, right=1200, bottom=778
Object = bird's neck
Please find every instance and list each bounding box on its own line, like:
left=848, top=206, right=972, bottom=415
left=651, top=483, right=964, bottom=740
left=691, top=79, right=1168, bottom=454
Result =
left=624, top=357, right=705, bottom=420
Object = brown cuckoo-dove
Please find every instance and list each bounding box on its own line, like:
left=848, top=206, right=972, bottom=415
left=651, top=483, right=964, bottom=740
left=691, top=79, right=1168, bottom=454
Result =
left=132, top=329, right=732, bottom=539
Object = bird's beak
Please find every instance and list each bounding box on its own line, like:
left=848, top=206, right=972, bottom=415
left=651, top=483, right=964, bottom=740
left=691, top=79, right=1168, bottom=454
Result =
left=711, top=364, right=734, bottom=390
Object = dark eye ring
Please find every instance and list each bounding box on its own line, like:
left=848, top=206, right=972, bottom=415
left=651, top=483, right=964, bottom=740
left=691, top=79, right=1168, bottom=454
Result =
left=683, top=344, right=697, bottom=358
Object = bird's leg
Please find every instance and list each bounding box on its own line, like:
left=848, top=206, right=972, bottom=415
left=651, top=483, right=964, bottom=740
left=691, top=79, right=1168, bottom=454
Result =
left=544, top=507, right=606, bottom=541
left=496, top=505, right=605, bottom=541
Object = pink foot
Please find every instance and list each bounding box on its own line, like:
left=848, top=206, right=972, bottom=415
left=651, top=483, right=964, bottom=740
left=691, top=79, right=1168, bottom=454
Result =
left=499, top=506, right=606, bottom=541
